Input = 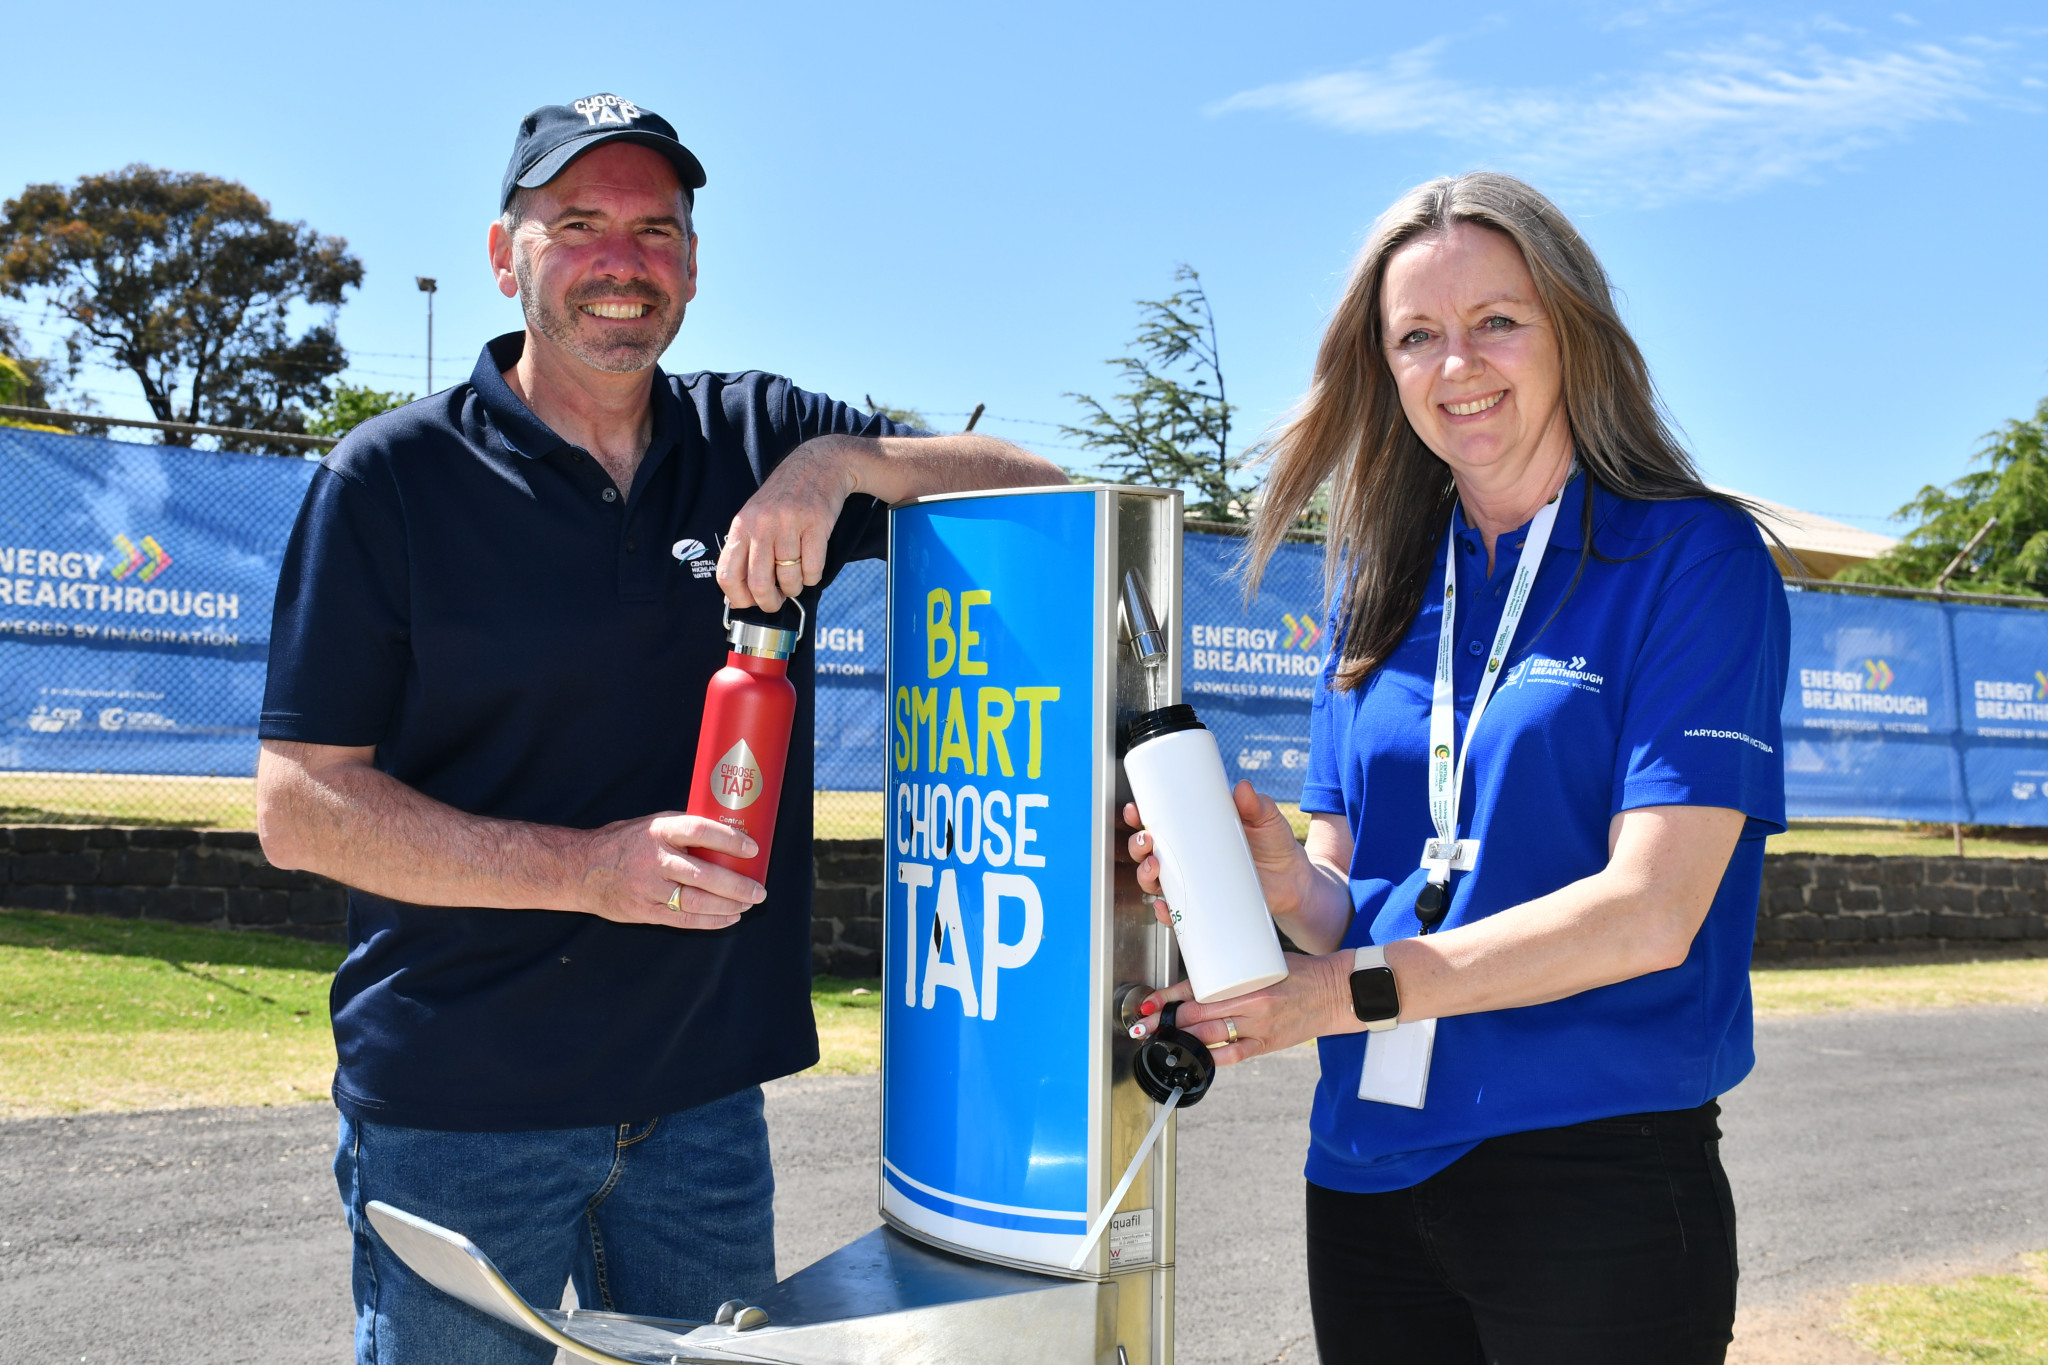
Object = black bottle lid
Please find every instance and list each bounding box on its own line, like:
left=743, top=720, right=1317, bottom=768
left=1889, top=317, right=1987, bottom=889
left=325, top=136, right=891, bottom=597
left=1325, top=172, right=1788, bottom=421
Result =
left=1124, top=703, right=1205, bottom=752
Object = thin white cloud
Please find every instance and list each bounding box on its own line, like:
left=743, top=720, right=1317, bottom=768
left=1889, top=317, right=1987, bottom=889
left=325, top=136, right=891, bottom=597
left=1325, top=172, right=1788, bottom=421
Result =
left=1212, top=36, right=1993, bottom=207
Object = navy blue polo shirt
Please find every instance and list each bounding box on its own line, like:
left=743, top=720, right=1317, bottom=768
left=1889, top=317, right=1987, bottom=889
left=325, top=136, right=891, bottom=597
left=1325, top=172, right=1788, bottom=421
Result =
left=260, top=333, right=912, bottom=1132
left=1300, top=475, right=1788, bottom=1192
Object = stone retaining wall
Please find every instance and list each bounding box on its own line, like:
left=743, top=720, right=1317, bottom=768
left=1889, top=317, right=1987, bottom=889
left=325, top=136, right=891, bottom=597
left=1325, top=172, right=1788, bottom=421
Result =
left=8, top=830, right=2044, bottom=965
left=1755, top=852, right=2048, bottom=959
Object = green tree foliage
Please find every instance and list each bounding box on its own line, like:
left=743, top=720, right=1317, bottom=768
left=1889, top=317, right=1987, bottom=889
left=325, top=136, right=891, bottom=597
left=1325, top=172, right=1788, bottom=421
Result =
left=1062, top=265, right=1247, bottom=522
left=0, top=166, right=363, bottom=455
left=1839, top=397, right=2048, bottom=596
left=306, top=383, right=414, bottom=440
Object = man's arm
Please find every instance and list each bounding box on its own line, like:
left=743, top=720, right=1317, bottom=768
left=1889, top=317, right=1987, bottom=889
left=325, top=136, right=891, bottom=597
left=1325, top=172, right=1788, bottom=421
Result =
left=256, top=740, right=766, bottom=929
left=718, top=433, right=1065, bottom=609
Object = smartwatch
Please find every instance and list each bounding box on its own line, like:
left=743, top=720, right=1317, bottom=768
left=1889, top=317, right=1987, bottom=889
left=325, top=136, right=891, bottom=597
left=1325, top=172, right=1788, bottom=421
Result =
left=1349, top=946, right=1401, bottom=1032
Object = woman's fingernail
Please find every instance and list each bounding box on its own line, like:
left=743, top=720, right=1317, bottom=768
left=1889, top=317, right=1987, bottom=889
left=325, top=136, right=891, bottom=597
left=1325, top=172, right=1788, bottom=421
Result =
left=1128, top=1022, right=1148, bottom=1039
left=1139, top=999, right=1159, bottom=1016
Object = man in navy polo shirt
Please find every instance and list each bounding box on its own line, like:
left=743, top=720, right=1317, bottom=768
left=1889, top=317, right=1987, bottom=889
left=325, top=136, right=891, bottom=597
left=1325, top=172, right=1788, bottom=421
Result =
left=255, top=94, right=1062, bottom=1363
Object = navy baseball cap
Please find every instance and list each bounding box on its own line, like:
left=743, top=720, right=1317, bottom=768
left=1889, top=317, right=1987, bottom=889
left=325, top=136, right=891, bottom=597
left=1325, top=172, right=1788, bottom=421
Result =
left=500, top=94, right=706, bottom=211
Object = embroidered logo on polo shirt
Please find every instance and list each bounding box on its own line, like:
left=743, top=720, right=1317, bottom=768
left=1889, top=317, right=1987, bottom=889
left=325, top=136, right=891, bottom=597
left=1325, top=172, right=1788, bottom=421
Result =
left=673, top=538, right=718, bottom=579
left=1513, top=655, right=1605, bottom=695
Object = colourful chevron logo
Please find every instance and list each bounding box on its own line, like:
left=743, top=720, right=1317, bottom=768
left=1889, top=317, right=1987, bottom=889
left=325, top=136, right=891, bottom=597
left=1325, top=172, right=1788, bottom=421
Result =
left=1281, top=612, right=1323, bottom=651
left=2035, top=670, right=2047, bottom=701
left=1862, top=658, right=1894, bottom=692
left=110, top=534, right=173, bottom=583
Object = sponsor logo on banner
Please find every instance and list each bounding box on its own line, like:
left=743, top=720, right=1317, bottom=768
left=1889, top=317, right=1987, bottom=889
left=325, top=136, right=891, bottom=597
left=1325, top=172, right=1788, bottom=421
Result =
left=1187, top=620, right=1325, bottom=701
left=0, top=540, right=240, bottom=638
left=1971, top=674, right=2048, bottom=735
left=1796, top=659, right=1932, bottom=733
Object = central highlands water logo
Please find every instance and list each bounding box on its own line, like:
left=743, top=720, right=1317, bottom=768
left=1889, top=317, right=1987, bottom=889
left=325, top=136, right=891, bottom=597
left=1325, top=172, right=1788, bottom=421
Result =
left=1280, top=612, right=1322, bottom=650
left=1862, top=659, right=1895, bottom=691
left=109, top=534, right=171, bottom=583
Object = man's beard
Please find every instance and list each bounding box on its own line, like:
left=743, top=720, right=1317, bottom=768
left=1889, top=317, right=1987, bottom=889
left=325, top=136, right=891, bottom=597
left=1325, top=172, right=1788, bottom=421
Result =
left=513, top=244, right=683, bottom=374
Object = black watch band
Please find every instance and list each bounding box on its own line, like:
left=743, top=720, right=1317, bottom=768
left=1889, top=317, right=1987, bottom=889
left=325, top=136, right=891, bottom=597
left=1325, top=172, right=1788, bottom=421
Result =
left=1349, top=946, right=1400, bottom=1032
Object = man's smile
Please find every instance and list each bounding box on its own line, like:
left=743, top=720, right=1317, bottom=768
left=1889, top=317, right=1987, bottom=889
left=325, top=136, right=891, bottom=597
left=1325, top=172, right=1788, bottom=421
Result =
left=579, top=301, right=653, bottom=320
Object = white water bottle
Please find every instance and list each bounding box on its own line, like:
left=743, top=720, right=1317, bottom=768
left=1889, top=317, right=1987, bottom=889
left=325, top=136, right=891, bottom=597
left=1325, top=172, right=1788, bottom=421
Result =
left=1119, top=570, right=1288, bottom=1003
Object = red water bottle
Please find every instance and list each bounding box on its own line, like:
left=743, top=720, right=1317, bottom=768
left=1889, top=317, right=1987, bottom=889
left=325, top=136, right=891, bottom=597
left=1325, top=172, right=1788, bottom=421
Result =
left=685, top=601, right=802, bottom=885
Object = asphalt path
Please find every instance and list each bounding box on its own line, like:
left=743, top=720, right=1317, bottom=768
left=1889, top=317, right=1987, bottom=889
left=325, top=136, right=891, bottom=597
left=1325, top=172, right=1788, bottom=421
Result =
left=3, top=1007, right=2044, bottom=1364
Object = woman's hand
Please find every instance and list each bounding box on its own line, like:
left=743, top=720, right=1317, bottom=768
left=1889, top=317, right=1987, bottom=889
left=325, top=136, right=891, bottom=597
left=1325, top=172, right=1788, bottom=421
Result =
left=1123, top=780, right=1313, bottom=926
left=1127, top=953, right=1360, bottom=1066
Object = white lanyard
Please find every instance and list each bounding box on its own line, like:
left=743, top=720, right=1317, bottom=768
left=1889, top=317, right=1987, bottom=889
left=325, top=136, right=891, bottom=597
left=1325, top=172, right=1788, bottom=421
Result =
left=1420, top=467, right=1574, bottom=891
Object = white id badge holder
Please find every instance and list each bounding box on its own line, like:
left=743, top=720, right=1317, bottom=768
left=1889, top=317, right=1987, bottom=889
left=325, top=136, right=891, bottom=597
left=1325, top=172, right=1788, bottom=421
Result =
left=1359, top=1017, right=1436, bottom=1108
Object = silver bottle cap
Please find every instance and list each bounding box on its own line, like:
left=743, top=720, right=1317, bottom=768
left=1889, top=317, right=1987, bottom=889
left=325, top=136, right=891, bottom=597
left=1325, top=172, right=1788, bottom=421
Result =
left=723, top=599, right=805, bottom=660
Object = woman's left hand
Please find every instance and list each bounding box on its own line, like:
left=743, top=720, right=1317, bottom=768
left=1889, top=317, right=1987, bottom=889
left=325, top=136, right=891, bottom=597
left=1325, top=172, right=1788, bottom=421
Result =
left=1128, top=952, right=1361, bottom=1066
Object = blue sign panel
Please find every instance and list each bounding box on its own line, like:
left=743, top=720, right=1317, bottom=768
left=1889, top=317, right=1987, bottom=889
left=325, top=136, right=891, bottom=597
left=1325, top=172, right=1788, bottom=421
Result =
left=881, top=490, right=1100, bottom=1268
left=0, top=428, right=314, bottom=776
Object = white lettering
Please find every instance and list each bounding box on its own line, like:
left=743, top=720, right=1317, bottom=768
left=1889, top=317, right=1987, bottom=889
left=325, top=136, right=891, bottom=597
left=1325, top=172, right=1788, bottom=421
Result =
left=980, top=791, right=1012, bottom=867
left=978, top=873, right=1043, bottom=1021
left=920, top=869, right=979, bottom=1016
left=897, top=861, right=933, bottom=1006
left=1014, top=794, right=1048, bottom=868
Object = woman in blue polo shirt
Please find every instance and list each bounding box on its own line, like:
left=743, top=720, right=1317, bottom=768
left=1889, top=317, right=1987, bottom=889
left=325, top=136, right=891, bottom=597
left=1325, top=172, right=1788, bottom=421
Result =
left=1127, top=172, right=1785, bottom=1364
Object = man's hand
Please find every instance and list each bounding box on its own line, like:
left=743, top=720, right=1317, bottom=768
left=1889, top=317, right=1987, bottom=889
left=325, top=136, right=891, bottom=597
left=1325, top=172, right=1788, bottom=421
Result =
left=717, top=435, right=861, bottom=611
left=572, top=813, right=766, bottom=930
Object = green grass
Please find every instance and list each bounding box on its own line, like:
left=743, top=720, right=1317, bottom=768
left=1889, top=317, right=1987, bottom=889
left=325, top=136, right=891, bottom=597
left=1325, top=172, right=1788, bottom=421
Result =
left=1770, top=819, right=2048, bottom=860
left=1844, top=1252, right=2048, bottom=1363
left=1752, top=957, right=2048, bottom=1016
left=0, top=908, right=882, bottom=1115
left=0, top=773, right=255, bottom=828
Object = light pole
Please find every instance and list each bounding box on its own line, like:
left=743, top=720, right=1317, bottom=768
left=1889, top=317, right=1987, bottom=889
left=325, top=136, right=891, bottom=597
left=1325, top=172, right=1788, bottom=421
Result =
left=415, top=277, right=438, bottom=393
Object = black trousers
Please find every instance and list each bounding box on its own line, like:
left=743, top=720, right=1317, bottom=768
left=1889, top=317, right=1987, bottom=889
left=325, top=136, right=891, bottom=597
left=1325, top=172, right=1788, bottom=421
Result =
left=1306, top=1101, right=1737, bottom=1365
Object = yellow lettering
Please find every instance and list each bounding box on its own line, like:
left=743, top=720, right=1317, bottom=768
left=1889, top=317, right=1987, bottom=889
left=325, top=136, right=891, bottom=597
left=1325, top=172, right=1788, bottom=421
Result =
left=911, top=687, right=939, bottom=771
left=927, top=589, right=956, bottom=678
left=1013, top=687, right=1061, bottom=780
left=894, top=686, right=913, bottom=771
left=976, top=687, right=1015, bottom=777
left=959, top=589, right=991, bottom=675
left=939, top=687, right=974, bottom=774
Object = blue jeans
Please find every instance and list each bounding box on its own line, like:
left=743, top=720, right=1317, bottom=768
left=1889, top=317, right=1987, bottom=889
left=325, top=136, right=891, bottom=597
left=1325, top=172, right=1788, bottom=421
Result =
left=335, top=1088, right=777, bottom=1365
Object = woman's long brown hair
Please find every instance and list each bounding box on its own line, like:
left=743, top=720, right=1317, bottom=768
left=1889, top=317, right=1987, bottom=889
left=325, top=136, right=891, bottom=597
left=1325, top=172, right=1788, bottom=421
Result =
left=1244, top=172, right=1761, bottom=690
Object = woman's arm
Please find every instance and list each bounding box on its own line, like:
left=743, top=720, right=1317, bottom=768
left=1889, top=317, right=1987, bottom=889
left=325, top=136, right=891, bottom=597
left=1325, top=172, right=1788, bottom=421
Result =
left=1133, top=803, right=1747, bottom=1064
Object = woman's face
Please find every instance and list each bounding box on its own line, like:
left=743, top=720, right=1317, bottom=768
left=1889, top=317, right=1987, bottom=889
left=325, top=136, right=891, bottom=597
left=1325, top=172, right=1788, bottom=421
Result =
left=1379, top=223, right=1569, bottom=484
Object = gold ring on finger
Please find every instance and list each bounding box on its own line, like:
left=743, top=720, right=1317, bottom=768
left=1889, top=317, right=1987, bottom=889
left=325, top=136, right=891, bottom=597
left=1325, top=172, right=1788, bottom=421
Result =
left=667, top=885, right=683, bottom=912
left=1225, top=1017, right=1239, bottom=1045
left=774, top=557, right=802, bottom=567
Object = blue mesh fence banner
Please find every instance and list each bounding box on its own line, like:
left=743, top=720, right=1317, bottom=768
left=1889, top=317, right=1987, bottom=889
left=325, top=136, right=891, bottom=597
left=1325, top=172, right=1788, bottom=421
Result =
left=1178, top=532, right=1328, bottom=803
left=813, top=557, right=886, bottom=791
left=1782, top=587, right=2048, bottom=824
left=0, top=427, right=314, bottom=778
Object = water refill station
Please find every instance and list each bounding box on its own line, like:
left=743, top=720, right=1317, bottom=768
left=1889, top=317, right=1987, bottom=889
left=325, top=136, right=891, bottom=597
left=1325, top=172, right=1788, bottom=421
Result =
left=367, top=485, right=1219, bottom=1365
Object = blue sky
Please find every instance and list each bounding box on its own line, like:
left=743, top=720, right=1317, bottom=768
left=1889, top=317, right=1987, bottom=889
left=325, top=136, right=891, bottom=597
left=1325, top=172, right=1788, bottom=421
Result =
left=5, top=0, right=2044, bottom=530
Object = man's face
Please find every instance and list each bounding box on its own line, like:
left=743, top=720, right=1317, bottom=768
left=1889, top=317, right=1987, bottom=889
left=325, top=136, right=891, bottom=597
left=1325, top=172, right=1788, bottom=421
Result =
left=491, top=142, right=698, bottom=374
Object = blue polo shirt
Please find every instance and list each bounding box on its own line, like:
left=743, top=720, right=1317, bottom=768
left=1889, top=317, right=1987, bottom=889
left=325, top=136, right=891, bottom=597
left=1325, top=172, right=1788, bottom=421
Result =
left=1299, top=474, right=1788, bottom=1193
left=260, top=333, right=911, bottom=1132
